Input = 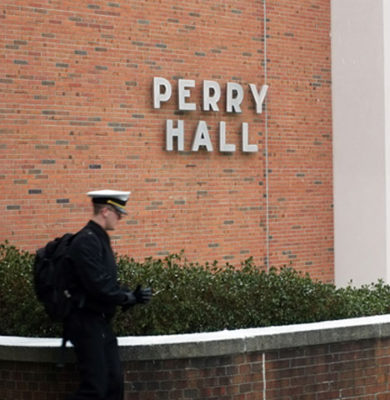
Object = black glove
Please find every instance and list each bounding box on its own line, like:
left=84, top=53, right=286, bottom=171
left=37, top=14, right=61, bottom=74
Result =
left=122, top=291, right=137, bottom=307
left=134, top=285, right=152, bottom=304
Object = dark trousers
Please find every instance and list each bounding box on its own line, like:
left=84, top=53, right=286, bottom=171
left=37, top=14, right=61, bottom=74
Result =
left=65, top=310, right=124, bottom=400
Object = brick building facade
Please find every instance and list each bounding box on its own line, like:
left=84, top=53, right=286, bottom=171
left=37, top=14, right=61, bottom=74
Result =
left=0, top=0, right=333, bottom=281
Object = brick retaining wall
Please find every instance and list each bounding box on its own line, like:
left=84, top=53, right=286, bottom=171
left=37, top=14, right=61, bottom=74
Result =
left=2, top=315, right=390, bottom=399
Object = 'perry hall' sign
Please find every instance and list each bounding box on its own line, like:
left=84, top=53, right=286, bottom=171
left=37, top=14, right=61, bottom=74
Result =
left=153, top=77, right=269, bottom=153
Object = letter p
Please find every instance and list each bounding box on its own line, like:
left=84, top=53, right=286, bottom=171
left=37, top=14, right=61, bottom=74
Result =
left=153, top=77, right=172, bottom=109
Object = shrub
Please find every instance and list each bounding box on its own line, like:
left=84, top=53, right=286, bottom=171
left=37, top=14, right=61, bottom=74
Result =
left=1, top=242, right=390, bottom=337
left=0, top=242, right=60, bottom=336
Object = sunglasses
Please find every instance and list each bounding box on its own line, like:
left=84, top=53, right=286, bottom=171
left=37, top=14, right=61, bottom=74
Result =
left=107, top=206, right=122, bottom=219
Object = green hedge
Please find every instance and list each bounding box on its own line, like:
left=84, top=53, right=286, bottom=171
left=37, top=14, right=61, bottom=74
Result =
left=1, top=242, right=390, bottom=337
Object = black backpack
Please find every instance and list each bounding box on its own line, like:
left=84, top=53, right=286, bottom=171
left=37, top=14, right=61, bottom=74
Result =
left=33, top=233, right=76, bottom=322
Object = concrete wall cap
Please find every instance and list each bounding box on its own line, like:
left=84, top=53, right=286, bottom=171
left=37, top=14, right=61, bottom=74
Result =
left=2, top=314, right=390, bottom=362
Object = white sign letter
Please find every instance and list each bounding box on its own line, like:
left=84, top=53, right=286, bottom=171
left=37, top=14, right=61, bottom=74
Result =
left=249, top=84, right=269, bottom=114
left=166, top=120, right=184, bottom=151
left=178, top=79, right=196, bottom=111
left=219, top=121, right=236, bottom=152
left=203, top=80, right=221, bottom=111
left=226, top=82, right=244, bottom=113
left=192, top=121, right=213, bottom=152
left=153, top=77, right=172, bottom=109
left=242, top=122, right=258, bottom=152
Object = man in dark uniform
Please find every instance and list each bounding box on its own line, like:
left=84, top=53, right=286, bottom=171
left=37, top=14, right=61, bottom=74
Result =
left=65, top=189, right=152, bottom=400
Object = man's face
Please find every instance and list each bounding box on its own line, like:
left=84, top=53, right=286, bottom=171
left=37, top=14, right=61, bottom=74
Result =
left=104, top=206, right=122, bottom=230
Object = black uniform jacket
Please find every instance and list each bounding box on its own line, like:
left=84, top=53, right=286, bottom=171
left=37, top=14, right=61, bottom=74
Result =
left=68, top=220, right=128, bottom=317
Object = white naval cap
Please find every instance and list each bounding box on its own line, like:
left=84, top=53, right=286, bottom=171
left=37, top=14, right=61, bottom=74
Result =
left=87, top=189, right=131, bottom=214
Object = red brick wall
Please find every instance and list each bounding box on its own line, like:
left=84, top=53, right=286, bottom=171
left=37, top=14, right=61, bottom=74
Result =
left=0, top=0, right=333, bottom=281
left=1, top=338, right=390, bottom=399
